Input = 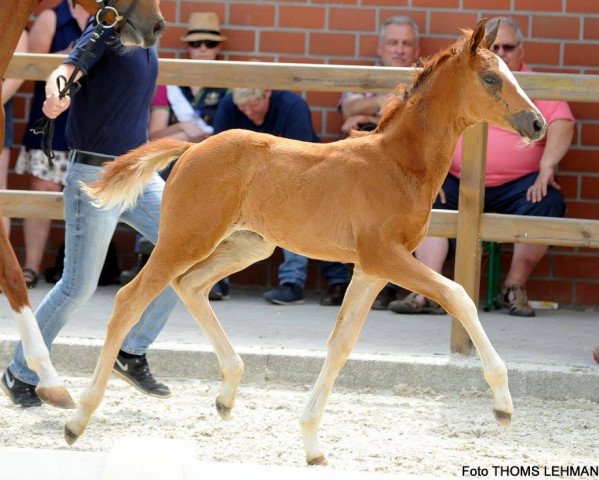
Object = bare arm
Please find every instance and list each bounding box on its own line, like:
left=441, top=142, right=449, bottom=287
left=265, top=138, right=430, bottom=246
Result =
left=1, top=31, right=28, bottom=105
left=527, top=119, right=575, bottom=203
left=340, top=94, right=387, bottom=118
left=148, top=107, right=186, bottom=141
left=28, top=9, right=57, bottom=54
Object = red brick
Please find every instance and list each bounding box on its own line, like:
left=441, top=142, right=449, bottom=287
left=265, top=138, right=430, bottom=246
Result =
left=568, top=0, right=599, bottom=13
left=561, top=150, right=599, bottom=173
left=224, top=31, right=256, bottom=52
left=280, top=6, right=325, bottom=29
left=309, top=33, right=356, bottom=56
left=363, top=0, right=408, bottom=5
left=581, top=123, right=599, bottom=146
left=554, top=255, right=599, bottom=279
left=158, top=1, right=177, bottom=23
left=525, top=280, right=573, bottom=304
left=325, top=111, right=344, bottom=137
left=329, top=8, right=376, bottom=31
left=464, top=0, right=510, bottom=9
left=311, top=110, right=323, bottom=134
left=419, top=38, right=455, bottom=57
left=159, top=26, right=188, bottom=49
left=581, top=176, right=599, bottom=199
left=556, top=174, right=578, bottom=200
left=524, top=42, right=561, bottom=65
left=515, top=0, right=562, bottom=11
left=565, top=43, right=599, bottom=67
left=430, top=12, right=479, bottom=35
left=230, top=4, right=275, bottom=27
left=566, top=201, right=599, bottom=220
left=413, top=0, right=459, bottom=7
left=574, top=282, right=599, bottom=305
left=583, top=18, right=599, bottom=40
left=569, top=101, right=599, bottom=120
left=307, top=91, right=344, bottom=108
left=260, top=31, right=305, bottom=54
left=312, top=0, right=357, bottom=4
left=532, top=16, right=581, bottom=40
left=358, top=35, right=379, bottom=57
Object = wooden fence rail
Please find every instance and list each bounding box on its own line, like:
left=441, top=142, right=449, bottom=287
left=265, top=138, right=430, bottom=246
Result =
left=3, top=53, right=599, bottom=355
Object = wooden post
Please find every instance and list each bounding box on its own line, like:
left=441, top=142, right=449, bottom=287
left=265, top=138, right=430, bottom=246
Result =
left=450, top=122, right=488, bottom=355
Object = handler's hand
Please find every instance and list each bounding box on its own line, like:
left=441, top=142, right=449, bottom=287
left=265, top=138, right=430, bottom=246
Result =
left=43, top=94, right=71, bottom=119
left=526, top=164, right=560, bottom=203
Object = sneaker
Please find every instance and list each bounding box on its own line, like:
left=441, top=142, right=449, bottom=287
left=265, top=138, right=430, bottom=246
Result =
left=372, top=286, right=398, bottom=310
left=1, top=369, right=42, bottom=408
left=319, top=282, right=349, bottom=306
left=113, top=351, right=171, bottom=398
left=494, top=285, right=535, bottom=317
left=263, top=283, right=304, bottom=305
left=209, top=279, right=230, bottom=301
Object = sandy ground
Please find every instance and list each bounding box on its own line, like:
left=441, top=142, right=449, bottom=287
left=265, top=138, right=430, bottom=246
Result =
left=0, top=376, right=597, bottom=477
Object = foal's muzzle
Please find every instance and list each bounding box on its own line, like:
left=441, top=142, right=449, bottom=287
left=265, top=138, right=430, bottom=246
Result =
left=510, top=110, right=547, bottom=141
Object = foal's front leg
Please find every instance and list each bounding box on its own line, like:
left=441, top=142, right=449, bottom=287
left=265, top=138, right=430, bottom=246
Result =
left=367, top=244, right=513, bottom=424
left=299, top=268, right=385, bottom=465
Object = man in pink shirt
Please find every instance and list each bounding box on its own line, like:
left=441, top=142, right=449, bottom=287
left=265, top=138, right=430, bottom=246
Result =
left=389, top=16, right=575, bottom=317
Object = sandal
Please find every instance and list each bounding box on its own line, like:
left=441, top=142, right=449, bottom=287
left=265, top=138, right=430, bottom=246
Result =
left=388, top=292, right=446, bottom=315
left=494, top=285, right=535, bottom=317
left=22, top=268, right=39, bottom=289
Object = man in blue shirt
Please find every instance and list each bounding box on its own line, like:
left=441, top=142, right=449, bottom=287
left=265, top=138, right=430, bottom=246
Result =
left=212, top=88, right=351, bottom=306
left=2, top=23, right=179, bottom=407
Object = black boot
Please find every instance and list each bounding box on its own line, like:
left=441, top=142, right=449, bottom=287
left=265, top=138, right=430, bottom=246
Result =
left=119, top=252, right=150, bottom=285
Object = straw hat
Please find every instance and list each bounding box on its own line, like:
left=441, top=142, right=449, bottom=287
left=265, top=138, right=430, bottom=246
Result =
left=180, top=12, right=227, bottom=42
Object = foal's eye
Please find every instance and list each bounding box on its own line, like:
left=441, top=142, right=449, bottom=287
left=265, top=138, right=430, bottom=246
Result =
left=484, top=75, right=497, bottom=84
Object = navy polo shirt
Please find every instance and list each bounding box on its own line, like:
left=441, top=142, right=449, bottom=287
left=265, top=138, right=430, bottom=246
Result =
left=212, top=90, right=320, bottom=143
left=65, top=24, right=158, bottom=156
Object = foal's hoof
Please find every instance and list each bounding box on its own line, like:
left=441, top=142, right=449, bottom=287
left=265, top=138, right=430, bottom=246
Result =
left=215, top=400, right=231, bottom=420
left=307, top=455, right=328, bottom=466
left=36, top=385, right=76, bottom=409
left=493, top=409, right=512, bottom=426
left=64, top=425, right=80, bottom=446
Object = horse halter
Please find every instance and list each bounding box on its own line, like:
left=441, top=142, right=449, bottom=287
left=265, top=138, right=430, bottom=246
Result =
left=95, top=0, right=142, bottom=29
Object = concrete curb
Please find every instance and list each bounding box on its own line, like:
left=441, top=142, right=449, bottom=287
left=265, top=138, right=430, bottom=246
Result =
left=2, top=336, right=598, bottom=401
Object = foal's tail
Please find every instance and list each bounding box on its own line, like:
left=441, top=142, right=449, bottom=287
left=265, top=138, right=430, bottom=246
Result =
left=80, top=138, right=193, bottom=212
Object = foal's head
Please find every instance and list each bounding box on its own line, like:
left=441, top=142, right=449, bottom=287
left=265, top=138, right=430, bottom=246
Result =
left=71, top=0, right=165, bottom=47
left=452, top=19, right=546, bottom=141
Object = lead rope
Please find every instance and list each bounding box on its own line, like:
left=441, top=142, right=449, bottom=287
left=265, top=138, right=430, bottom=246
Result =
left=30, top=0, right=139, bottom=163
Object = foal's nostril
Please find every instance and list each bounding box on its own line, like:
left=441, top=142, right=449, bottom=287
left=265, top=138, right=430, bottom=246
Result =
left=533, top=120, right=543, bottom=133
left=153, top=19, right=166, bottom=36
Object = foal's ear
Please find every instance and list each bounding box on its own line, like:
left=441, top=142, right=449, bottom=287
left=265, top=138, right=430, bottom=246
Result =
left=483, top=19, right=500, bottom=50
left=468, top=18, right=488, bottom=54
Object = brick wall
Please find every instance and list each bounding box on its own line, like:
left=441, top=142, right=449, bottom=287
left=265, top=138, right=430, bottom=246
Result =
left=7, top=0, right=599, bottom=305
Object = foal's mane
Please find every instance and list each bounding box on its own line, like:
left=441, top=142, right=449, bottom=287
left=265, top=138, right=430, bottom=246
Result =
left=375, top=30, right=472, bottom=132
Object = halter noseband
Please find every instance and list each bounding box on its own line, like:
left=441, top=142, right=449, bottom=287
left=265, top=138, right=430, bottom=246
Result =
left=95, top=0, right=142, bottom=29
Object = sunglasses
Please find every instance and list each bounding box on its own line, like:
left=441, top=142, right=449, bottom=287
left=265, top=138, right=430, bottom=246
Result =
left=188, top=40, right=220, bottom=49
left=492, top=43, right=519, bottom=53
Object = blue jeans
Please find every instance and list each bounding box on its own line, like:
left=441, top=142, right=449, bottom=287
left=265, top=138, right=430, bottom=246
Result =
left=278, top=249, right=350, bottom=289
left=9, top=161, right=179, bottom=385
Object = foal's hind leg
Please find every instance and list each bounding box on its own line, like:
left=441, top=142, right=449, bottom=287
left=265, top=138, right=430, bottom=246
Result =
left=300, top=268, right=386, bottom=465
left=0, top=220, right=74, bottom=408
left=171, top=231, right=275, bottom=419
left=64, top=245, right=198, bottom=444
left=362, top=243, right=513, bottom=425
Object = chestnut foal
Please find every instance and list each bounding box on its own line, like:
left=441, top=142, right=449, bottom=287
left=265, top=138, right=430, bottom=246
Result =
left=0, top=0, right=164, bottom=408
left=68, top=20, right=545, bottom=464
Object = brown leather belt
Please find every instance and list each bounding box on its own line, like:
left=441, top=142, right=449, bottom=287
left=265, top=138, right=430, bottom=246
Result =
left=71, top=150, right=115, bottom=167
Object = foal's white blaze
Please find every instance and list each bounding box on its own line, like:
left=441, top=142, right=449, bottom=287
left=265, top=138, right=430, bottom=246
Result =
left=495, top=55, right=541, bottom=114
left=15, top=307, right=62, bottom=388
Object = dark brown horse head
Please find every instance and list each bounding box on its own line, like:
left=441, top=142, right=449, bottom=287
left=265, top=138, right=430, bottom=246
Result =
left=460, top=19, right=546, bottom=141
left=72, top=0, right=165, bottom=47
